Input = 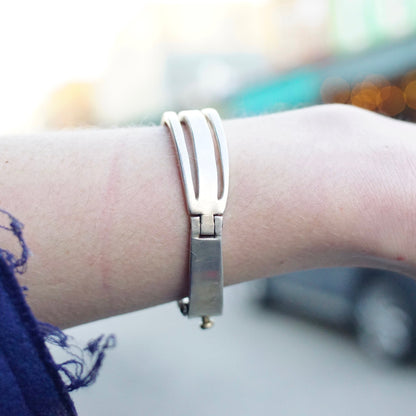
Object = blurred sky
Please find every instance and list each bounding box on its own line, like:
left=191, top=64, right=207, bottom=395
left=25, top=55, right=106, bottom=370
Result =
left=0, top=0, right=272, bottom=133
left=0, top=1, right=144, bottom=133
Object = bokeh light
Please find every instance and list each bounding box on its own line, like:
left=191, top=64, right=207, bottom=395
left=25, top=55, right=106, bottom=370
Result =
left=351, top=81, right=380, bottom=111
left=378, top=85, right=406, bottom=116
left=404, top=81, right=416, bottom=110
left=38, top=83, right=95, bottom=129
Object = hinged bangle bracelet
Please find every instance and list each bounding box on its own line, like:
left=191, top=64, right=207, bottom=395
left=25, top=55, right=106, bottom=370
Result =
left=162, top=108, right=229, bottom=329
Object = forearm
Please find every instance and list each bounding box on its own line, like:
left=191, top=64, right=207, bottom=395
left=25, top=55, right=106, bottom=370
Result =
left=1, top=104, right=415, bottom=328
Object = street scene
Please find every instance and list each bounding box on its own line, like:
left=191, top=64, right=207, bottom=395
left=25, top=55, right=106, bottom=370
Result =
left=68, top=281, right=416, bottom=416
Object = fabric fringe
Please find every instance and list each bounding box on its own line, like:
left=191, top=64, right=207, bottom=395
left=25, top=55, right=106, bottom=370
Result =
left=37, top=322, right=116, bottom=392
left=0, top=208, right=115, bottom=393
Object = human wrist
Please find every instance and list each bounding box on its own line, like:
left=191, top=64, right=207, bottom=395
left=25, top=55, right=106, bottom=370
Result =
left=222, top=104, right=416, bottom=282
left=301, top=104, right=416, bottom=276
left=342, top=108, right=416, bottom=275
left=221, top=105, right=365, bottom=282
left=10, top=104, right=416, bottom=328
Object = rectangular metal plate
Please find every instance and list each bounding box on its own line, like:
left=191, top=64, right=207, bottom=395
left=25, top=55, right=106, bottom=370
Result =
left=187, top=235, right=223, bottom=317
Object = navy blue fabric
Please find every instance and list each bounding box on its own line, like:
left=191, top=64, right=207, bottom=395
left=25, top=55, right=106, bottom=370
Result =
left=0, top=256, right=77, bottom=415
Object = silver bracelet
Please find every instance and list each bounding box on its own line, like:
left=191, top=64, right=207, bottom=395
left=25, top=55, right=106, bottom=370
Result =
left=162, top=109, right=229, bottom=329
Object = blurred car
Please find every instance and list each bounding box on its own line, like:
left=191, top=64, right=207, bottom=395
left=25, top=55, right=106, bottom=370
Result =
left=261, top=268, right=416, bottom=363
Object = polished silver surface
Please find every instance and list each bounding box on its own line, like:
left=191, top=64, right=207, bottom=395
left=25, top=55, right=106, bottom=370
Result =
left=162, top=108, right=229, bottom=328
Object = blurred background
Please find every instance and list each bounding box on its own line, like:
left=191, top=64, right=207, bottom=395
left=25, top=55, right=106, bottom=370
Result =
left=3, top=0, right=416, bottom=414
left=2, top=0, right=416, bottom=134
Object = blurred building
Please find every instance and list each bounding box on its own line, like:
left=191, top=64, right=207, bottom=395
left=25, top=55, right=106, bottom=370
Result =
left=36, top=0, right=416, bottom=129
left=94, top=1, right=283, bottom=125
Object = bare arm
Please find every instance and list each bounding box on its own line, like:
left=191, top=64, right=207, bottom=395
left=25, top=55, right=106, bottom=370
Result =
left=1, top=104, right=415, bottom=328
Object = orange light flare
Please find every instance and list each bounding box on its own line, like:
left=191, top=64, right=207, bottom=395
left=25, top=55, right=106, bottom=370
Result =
left=378, top=85, right=406, bottom=116
left=351, top=81, right=381, bottom=111
left=320, top=77, right=350, bottom=104
left=404, top=80, right=416, bottom=110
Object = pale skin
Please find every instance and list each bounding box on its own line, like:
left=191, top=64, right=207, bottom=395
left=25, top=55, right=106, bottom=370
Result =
left=1, top=104, right=416, bottom=329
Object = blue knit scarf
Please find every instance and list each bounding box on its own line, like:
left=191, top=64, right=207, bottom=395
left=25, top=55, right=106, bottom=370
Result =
left=0, top=210, right=114, bottom=415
